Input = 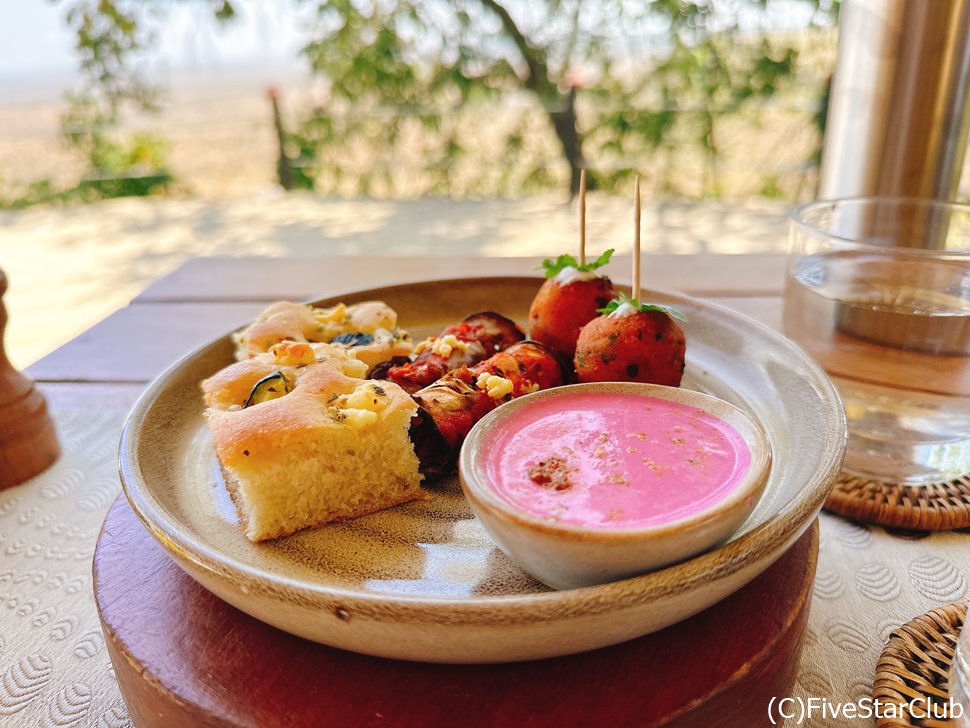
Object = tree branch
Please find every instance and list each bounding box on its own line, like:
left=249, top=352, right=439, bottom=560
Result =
left=560, top=0, right=584, bottom=79
left=476, top=0, right=555, bottom=95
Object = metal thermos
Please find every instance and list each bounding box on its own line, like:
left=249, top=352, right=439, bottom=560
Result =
left=819, top=0, right=970, bottom=200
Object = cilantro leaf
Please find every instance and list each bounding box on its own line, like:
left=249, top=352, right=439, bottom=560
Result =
left=540, top=254, right=579, bottom=278
left=597, top=292, right=687, bottom=321
left=539, top=248, right=615, bottom=278
left=585, top=248, right=614, bottom=271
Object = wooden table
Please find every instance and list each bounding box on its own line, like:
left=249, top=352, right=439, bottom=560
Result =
left=28, top=253, right=804, bottom=727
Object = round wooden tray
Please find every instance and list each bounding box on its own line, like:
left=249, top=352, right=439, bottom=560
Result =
left=827, top=472, right=970, bottom=531
left=95, top=499, right=819, bottom=728
left=873, top=602, right=967, bottom=727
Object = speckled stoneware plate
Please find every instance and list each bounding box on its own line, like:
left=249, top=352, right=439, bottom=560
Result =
left=119, top=276, right=846, bottom=664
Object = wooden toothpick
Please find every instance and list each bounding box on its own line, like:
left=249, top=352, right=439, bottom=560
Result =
left=579, top=169, right=587, bottom=267
left=633, top=174, right=641, bottom=303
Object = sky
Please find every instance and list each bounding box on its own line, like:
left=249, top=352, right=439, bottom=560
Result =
left=0, top=0, right=313, bottom=100
left=0, top=1, right=76, bottom=79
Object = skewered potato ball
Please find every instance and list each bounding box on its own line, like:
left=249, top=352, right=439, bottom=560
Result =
left=574, top=301, right=686, bottom=386
left=528, top=250, right=616, bottom=360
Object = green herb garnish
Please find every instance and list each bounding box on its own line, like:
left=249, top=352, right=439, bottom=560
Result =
left=597, top=292, right=687, bottom=321
left=539, top=248, right=614, bottom=278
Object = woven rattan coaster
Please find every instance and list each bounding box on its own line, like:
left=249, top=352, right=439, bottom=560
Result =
left=825, top=473, right=970, bottom=530
left=873, top=602, right=967, bottom=727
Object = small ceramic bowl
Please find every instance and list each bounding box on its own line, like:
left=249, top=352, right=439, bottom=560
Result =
left=459, top=382, right=772, bottom=590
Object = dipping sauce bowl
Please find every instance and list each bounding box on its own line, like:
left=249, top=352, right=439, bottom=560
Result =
left=459, top=382, right=772, bottom=589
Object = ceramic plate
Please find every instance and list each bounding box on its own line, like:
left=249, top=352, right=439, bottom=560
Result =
left=119, top=276, right=846, bottom=663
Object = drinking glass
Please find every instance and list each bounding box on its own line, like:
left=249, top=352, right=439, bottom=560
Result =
left=782, top=197, right=970, bottom=485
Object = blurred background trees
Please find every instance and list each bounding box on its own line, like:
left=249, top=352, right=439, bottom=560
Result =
left=2, top=0, right=839, bottom=206
left=293, top=0, right=837, bottom=197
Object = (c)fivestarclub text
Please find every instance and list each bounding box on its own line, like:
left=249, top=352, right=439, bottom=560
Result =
left=767, top=695, right=964, bottom=724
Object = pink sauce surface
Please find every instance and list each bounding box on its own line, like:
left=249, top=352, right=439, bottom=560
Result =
left=483, top=391, right=752, bottom=529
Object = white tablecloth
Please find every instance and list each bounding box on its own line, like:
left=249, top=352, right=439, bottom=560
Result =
left=794, top=516, right=969, bottom=726
left=1, top=407, right=967, bottom=727
left=0, top=409, right=128, bottom=727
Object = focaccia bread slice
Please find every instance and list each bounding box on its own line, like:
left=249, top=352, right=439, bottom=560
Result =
left=233, top=300, right=412, bottom=369
left=205, top=363, right=424, bottom=542
left=202, top=341, right=368, bottom=411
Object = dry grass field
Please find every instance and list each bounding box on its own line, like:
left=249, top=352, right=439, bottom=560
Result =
left=0, top=80, right=825, bottom=202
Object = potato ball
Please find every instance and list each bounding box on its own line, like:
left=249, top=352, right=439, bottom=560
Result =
left=574, top=307, right=686, bottom=386
left=529, top=276, right=617, bottom=360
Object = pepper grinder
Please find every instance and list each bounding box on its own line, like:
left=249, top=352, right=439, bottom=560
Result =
left=0, top=269, right=59, bottom=488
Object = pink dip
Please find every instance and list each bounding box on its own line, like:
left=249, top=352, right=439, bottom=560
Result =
left=483, top=391, right=751, bottom=529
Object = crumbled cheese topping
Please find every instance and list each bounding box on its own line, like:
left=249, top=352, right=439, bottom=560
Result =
left=271, top=341, right=316, bottom=366
left=554, top=266, right=600, bottom=285
left=313, top=303, right=348, bottom=325
left=328, top=383, right=389, bottom=428
left=523, top=381, right=540, bottom=394
left=341, top=382, right=389, bottom=411
left=338, top=357, right=369, bottom=379
left=476, top=372, right=514, bottom=400
left=339, top=408, right=379, bottom=429
left=607, top=301, right=639, bottom=319
left=305, top=343, right=369, bottom=379
left=415, top=333, right=470, bottom=358
left=432, top=334, right=469, bottom=358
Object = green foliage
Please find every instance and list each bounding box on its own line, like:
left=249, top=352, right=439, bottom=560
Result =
left=65, top=0, right=156, bottom=115
left=1, top=94, right=174, bottom=208
left=29, top=0, right=838, bottom=202
left=758, top=173, right=785, bottom=199
left=0, top=130, right=173, bottom=209
left=60, top=0, right=176, bottom=202
left=74, top=132, right=174, bottom=200
left=0, top=180, right=63, bottom=210
left=2, top=0, right=210, bottom=207
left=291, top=0, right=836, bottom=197
left=282, top=131, right=319, bottom=192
